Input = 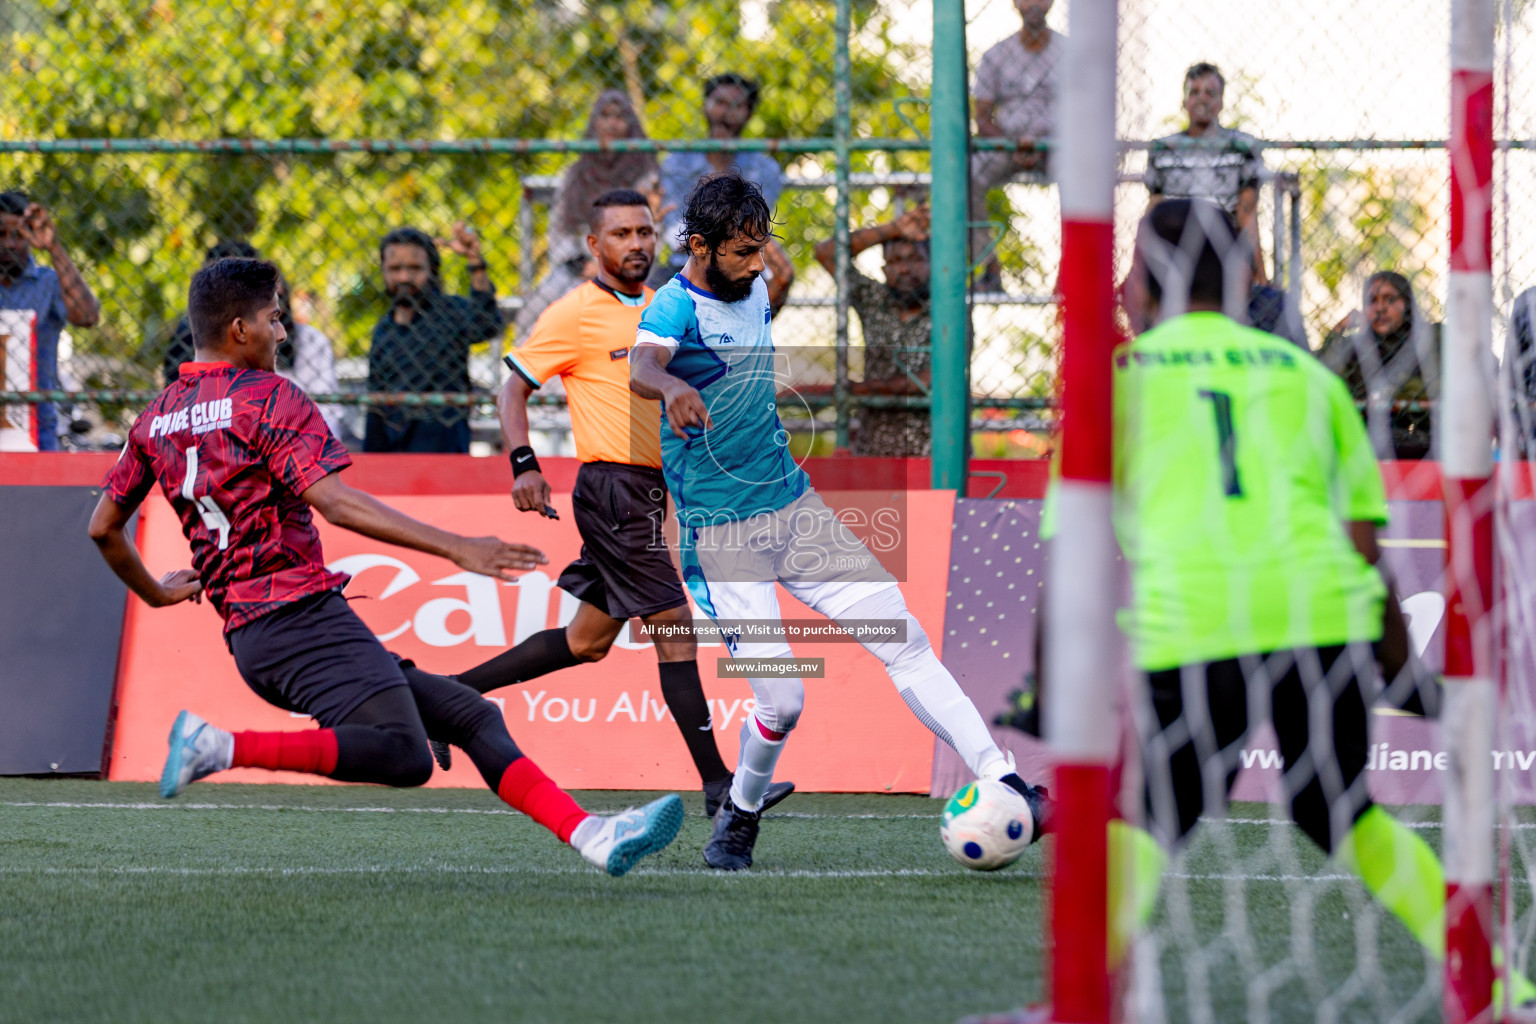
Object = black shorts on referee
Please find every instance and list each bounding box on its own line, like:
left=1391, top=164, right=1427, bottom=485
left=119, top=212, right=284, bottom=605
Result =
left=558, top=461, right=688, bottom=620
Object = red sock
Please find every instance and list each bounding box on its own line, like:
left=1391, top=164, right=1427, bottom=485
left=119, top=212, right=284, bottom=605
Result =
left=755, top=717, right=786, bottom=741
left=231, top=730, right=339, bottom=776
left=496, top=757, right=589, bottom=843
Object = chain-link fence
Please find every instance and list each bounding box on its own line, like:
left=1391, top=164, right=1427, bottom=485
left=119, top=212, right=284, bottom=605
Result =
left=3, top=0, right=1536, bottom=463
left=0, top=0, right=937, bottom=452
left=961, top=0, right=1536, bottom=461
left=954, top=1, right=1536, bottom=1020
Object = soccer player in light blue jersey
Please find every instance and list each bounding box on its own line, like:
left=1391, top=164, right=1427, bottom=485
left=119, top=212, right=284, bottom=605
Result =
left=630, top=174, right=1052, bottom=870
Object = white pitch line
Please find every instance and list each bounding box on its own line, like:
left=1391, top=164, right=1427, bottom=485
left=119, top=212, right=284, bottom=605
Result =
left=1217, top=816, right=1536, bottom=832
left=1168, top=871, right=1356, bottom=883
left=23, top=803, right=1536, bottom=829
left=0, top=800, right=940, bottom=820
left=1221, top=816, right=1440, bottom=830
left=0, top=863, right=1496, bottom=886
left=1, top=800, right=521, bottom=815
left=0, top=864, right=1366, bottom=883
left=0, top=864, right=991, bottom=880
left=6, top=852, right=1527, bottom=887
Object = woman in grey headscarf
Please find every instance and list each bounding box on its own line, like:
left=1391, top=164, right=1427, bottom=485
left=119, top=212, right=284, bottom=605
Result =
left=1318, top=270, right=1440, bottom=459
left=1505, top=286, right=1536, bottom=455
left=515, top=90, right=660, bottom=336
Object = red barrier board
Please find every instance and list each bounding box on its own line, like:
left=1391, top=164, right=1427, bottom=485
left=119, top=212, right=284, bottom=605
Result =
left=0, top=451, right=1481, bottom=795
left=108, top=487, right=955, bottom=792
left=0, top=452, right=1476, bottom=500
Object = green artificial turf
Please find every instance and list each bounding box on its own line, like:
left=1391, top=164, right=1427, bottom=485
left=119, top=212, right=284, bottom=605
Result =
left=0, top=780, right=1461, bottom=1023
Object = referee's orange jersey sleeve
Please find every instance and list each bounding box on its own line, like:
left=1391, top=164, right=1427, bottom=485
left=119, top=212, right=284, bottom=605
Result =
left=506, top=282, right=662, bottom=468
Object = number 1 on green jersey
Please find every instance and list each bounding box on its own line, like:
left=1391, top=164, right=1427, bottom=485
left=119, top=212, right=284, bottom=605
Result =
left=1198, top=389, right=1243, bottom=498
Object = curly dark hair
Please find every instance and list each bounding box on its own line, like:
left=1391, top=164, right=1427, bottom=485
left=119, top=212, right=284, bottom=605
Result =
left=677, top=173, right=774, bottom=254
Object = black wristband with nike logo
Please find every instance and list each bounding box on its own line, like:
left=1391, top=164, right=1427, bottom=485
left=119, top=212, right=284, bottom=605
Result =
left=510, top=446, right=541, bottom=478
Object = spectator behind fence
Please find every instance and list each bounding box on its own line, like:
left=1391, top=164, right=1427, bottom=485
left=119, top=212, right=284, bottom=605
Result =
left=653, top=73, right=794, bottom=309
left=365, top=223, right=504, bottom=454
left=970, top=0, right=1063, bottom=290
left=1146, top=62, right=1268, bottom=285
left=0, top=191, right=99, bottom=451
left=814, top=203, right=933, bottom=457
left=1317, top=270, right=1439, bottom=460
left=1510, top=287, right=1536, bottom=454
left=516, top=90, right=661, bottom=338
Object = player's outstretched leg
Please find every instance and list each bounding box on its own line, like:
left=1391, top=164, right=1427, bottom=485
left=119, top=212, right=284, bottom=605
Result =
left=160, top=686, right=436, bottom=798
left=431, top=627, right=582, bottom=769
left=167, top=591, right=455, bottom=796
left=665, top=656, right=793, bottom=819
left=644, top=603, right=790, bottom=816
left=160, top=710, right=240, bottom=797
left=455, top=627, right=581, bottom=695
left=447, top=602, right=791, bottom=815
left=703, top=666, right=802, bottom=871
left=834, top=585, right=1052, bottom=839
left=400, top=663, right=683, bottom=876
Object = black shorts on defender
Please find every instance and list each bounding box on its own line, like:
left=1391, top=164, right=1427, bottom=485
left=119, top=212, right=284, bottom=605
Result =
left=227, top=589, right=410, bottom=726
left=558, top=461, right=687, bottom=620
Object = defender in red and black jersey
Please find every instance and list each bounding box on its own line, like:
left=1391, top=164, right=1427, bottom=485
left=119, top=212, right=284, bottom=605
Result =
left=89, top=258, right=683, bottom=876
left=106, top=360, right=351, bottom=631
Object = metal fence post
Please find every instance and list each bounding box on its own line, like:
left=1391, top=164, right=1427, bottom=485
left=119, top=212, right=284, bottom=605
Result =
left=833, top=0, right=852, bottom=451
left=929, top=0, right=970, bottom=492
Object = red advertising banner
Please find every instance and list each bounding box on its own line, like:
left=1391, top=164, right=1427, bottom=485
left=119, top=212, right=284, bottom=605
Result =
left=108, top=487, right=954, bottom=793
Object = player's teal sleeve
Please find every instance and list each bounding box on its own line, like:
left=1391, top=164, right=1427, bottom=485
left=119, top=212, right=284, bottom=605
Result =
left=636, top=283, right=697, bottom=350
left=1328, top=370, right=1388, bottom=524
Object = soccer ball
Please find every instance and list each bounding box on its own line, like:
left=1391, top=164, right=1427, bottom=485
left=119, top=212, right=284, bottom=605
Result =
left=941, top=779, right=1035, bottom=871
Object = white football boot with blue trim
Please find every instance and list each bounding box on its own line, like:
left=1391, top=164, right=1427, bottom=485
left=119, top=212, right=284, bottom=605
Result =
left=159, top=710, right=233, bottom=799
left=574, top=794, right=685, bottom=877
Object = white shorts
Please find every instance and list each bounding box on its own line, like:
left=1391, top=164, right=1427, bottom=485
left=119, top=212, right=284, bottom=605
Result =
left=680, top=489, right=899, bottom=656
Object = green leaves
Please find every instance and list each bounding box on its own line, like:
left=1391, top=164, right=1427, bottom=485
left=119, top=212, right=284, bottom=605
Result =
left=0, top=0, right=928, bottom=385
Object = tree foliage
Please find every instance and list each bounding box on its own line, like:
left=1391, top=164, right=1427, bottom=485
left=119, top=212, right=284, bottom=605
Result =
left=1300, top=157, right=1442, bottom=339
left=0, top=0, right=929, bottom=380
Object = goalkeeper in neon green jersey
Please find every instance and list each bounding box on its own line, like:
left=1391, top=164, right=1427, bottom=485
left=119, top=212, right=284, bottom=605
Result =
left=1104, top=199, right=1533, bottom=1005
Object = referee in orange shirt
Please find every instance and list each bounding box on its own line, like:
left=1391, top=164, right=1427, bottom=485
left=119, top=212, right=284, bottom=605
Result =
left=443, top=189, right=791, bottom=816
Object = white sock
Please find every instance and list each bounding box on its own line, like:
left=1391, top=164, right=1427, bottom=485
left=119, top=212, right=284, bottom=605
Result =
left=890, top=645, right=1011, bottom=780
left=213, top=727, right=235, bottom=772
left=843, top=593, right=1011, bottom=781
left=730, top=715, right=786, bottom=812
